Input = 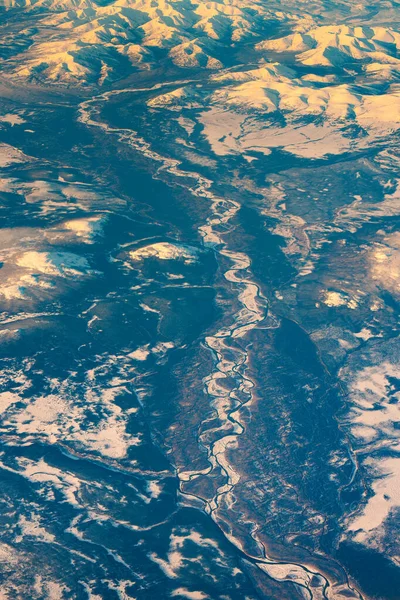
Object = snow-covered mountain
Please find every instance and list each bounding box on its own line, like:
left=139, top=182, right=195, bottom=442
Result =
left=2, top=1, right=400, bottom=86
left=148, top=59, right=400, bottom=159
left=0, top=0, right=283, bottom=85
left=2, top=1, right=399, bottom=160
left=257, top=25, right=400, bottom=68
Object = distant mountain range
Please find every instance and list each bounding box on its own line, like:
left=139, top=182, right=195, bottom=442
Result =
left=0, top=0, right=280, bottom=84
left=2, top=0, right=399, bottom=87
